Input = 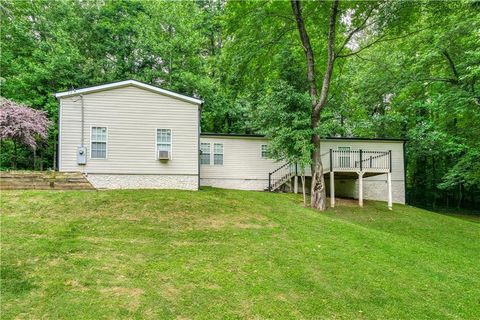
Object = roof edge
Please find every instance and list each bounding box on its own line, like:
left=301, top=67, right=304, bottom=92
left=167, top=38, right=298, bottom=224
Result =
left=54, top=79, right=203, bottom=105
left=200, top=133, right=266, bottom=138
left=200, top=133, right=408, bottom=141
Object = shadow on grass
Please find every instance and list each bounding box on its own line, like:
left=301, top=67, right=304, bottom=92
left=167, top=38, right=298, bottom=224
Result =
left=1, top=264, right=36, bottom=295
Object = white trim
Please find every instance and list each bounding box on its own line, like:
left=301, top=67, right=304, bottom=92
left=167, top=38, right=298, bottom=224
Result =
left=90, top=126, right=108, bottom=160
left=58, top=99, right=62, bottom=170
left=54, top=80, right=202, bottom=105
left=155, top=128, right=173, bottom=160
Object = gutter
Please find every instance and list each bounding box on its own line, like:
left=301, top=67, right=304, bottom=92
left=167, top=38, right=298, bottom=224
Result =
left=200, top=132, right=408, bottom=142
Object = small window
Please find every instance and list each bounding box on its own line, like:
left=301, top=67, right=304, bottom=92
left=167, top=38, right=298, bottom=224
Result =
left=213, top=143, right=223, bottom=165
left=261, top=144, right=268, bottom=159
left=200, top=143, right=211, bottom=165
left=91, top=127, right=107, bottom=159
left=157, top=129, right=172, bottom=158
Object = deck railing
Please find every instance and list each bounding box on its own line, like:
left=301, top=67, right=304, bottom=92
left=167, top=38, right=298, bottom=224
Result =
left=329, top=149, right=391, bottom=172
left=267, top=149, right=392, bottom=192
left=355, top=150, right=391, bottom=172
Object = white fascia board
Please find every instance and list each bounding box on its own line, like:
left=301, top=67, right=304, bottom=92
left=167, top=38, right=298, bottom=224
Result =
left=54, top=80, right=202, bottom=105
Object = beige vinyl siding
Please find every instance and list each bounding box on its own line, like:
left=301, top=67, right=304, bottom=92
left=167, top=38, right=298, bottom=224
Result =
left=59, top=85, right=198, bottom=175
left=199, top=136, right=405, bottom=203
left=199, top=136, right=283, bottom=181
left=199, top=137, right=404, bottom=181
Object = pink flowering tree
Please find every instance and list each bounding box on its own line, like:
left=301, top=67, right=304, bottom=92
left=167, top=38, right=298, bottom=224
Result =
left=0, top=98, right=51, bottom=168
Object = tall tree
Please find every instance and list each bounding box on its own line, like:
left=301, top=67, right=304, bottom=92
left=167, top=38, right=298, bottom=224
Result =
left=291, top=0, right=339, bottom=210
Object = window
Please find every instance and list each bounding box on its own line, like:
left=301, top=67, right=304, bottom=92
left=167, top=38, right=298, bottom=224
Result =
left=261, top=144, right=268, bottom=159
left=200, top=143, right=211, bottom=165
left=338, top=146, right=351, bottom=168
left=213, top=143, right=223, bottom=165
left=156, top=129, right=172, bottom=158
left=91, top=126, right=107, bottom=159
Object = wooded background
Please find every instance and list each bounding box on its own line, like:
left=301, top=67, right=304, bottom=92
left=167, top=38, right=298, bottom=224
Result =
left=1, top=0, right=479, bottom=209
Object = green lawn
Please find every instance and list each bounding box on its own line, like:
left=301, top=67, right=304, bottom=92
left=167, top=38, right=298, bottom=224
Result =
left=1, top=188, right=479, bottom=319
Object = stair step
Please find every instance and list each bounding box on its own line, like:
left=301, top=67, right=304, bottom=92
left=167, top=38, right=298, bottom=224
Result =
left=0, top=171, right=94, bottom=190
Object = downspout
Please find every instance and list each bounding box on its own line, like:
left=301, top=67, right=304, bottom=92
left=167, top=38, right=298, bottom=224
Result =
left=198, top=103, right=203, bottom=190
left=80, top=94, right=85, bottom=147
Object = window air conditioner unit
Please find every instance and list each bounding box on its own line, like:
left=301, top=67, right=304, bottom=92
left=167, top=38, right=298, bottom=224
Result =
left=158, top=150, right=170, bottom=161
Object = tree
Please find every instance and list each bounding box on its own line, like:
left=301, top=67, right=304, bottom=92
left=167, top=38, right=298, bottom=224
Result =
left=290, top=0, right=339, bottom=210
left=289, top=0, right=424, bottom=210
left=0, top=98, right=51, bottom=168
left=255, top=81, right=312, bottom=205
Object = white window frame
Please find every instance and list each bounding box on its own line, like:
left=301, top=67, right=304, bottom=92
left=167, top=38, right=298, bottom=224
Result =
left=90, top=126, right=108, bottom=159
left=261, top=144, right=268, bottom=159
left=155, top=128, right=173, bottom=160
left=213, top=143, right=224, bottom=166
left=200, top=142, right=211, bottom=165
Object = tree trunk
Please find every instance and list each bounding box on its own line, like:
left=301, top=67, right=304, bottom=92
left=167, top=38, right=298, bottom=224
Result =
left=12, top=140, right=17, bottom=169
left=33, top=148, right=37, bottom=170
left=457, top=184, right=463, bottom=209
left=310, top=138, right=326, bottom=210
left=300, top=167, right=306, bottom=206
left=291, top=0, right=338, bottom=210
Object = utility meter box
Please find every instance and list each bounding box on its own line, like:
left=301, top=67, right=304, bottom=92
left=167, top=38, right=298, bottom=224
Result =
left=77, top=146, right=87, bottom=165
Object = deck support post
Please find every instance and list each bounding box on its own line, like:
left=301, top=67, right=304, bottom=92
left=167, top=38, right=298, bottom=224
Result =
left=330, top=171, right=335, bottom=208
left=387, top=172, right=393, bottom=210
left=358, top=171, right=364, bottom=207
left=294, top=175, right=298, bottom=194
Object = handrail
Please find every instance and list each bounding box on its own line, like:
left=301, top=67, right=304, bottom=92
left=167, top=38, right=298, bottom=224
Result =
left=268, top=162, right=296, bottom=191
left=270, top=162, right=290, bottom=174
left=355, top=151, right=389, bottom=164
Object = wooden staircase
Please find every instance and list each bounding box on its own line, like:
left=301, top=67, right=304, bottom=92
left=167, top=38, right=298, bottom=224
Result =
left=268, top=163, right=297, bottom=192
left=0, top=171, right=94, bottom=190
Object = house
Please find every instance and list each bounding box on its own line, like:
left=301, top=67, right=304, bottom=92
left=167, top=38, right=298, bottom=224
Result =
left=55, top=80, right=406, bottom=208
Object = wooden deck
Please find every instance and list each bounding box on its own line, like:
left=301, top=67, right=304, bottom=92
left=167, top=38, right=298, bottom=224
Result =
left=268, top=149, right=393, bottom=209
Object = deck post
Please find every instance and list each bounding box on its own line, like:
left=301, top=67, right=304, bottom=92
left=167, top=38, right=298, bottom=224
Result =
left=387, top=172, right=393, bottom=210
left=330, top=171, right=335, bottom=208
left=268, top=173, right=271, bottom=192
left=329, top=149, right=333, bottom=172
left=389, top=150, right=392, bottom=172
left=359, top=149, right=363, bottom=171
left=358, top=171, right=364, bottom=207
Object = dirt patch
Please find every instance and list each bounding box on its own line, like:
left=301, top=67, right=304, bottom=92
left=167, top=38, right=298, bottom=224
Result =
left=188, top=214, right=278, bottom=230
left=159, top=283, right=181, bottom=302
left=328, top=197, right=363, bottom=207
left=100, top=286, right=144, bottom=311
left=65, top=279, right=88, bottom=292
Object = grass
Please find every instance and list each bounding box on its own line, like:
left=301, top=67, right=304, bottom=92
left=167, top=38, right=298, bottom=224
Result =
left=1, top=188, right=479, bottom=319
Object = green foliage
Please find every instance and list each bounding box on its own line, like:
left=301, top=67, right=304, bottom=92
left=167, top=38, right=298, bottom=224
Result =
left=255, top=81, right=312, bottom=167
